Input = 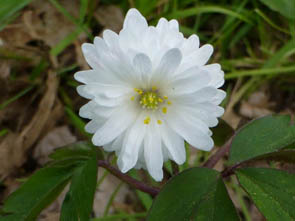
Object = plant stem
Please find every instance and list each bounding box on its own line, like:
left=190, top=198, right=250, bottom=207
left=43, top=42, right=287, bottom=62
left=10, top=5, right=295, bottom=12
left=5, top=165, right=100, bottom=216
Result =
left=97, top=160, right=160, bottom=197
left=203, top=138, right=233, bottom=168
left=171, top=161, right=179, bottom=175
left=221, top=163, right=242, bottom=178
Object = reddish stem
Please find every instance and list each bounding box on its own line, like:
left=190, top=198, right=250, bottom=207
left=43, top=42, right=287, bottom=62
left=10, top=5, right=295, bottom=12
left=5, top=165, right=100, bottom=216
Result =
left=98, top=160, right=160, bottom=197
left=203, top=137, right=233, bottom=168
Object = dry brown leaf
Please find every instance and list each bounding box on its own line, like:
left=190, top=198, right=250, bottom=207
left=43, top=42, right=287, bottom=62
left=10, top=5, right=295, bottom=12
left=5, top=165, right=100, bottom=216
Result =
left=0, top=72, right=58, bottom=179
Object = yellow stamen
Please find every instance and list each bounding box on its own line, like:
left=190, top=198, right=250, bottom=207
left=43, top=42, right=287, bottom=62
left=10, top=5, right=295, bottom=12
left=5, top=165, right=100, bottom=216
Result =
left=162, top=107, right=167, bottom=114
left=144, top=116, right=151, bottom=124
left=167, top=100, right=172, bottom=105
left=158, top=98, right=163, bottom=103
left=152, top=86, right=157, bottom=91
left=157, top=120, right=162, bottom=125
left=163, top=96, right=168, bottom=100
left=134, top=88, right=143, bottom=94
left=130, top=96, right=135, bottom=101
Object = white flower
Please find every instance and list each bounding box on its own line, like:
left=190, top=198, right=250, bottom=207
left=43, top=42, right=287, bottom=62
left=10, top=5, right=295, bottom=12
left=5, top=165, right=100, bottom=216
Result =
left=75, top=8, right=225, bottom=181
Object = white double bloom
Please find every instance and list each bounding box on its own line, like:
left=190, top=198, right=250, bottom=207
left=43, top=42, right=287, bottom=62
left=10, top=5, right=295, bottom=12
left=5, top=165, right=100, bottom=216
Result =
left=75, top=9, right=225, bottom=181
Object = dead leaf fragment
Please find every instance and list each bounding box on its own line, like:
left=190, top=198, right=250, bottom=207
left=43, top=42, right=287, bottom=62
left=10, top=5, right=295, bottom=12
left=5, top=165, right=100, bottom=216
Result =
left=0, top=72, right=58, bottom=179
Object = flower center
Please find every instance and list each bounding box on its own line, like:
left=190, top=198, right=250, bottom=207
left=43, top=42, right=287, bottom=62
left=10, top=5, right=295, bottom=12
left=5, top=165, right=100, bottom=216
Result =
left=139, top=91, right=162, bottom=110
left=131, top=87, right=172, bottom=124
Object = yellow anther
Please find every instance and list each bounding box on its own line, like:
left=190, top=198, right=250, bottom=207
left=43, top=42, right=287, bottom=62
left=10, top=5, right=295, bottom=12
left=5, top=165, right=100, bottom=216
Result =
left=134, top=88, right=143, bottom=94
left=167, top=100, right=172, bottom=105
left=130, top=96, right=135, bottom=101
left=157, top=120, right=162, bottom=125
left=152, top=86, right=157, bottom=91
left=163, top=96, right=168, bottom=100
left=144, top=116, right=151, bottom=124
left=158, top=98, right=163, bottom=103
left=162, top=107, right=167, bottom=114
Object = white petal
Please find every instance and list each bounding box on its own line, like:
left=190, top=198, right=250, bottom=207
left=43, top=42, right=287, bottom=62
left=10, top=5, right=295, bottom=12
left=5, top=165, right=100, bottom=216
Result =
left=172, top=107, right=211, bottom=134
left=94, top=37, right=134, bottom=85
left=195, top=102, right=225, bottom=118
left=170, top=67, right=211, bottom=95
left=179, top=106, right=219, bottom=127
left=85, top=121, right=98, bottom=133
left=181, top=44, right=213, bottom=69
left=181, top=34, right=200, bottom=55
left=133, top=53, right=152, bottom=88
left=103, top=30, right=120, bottom=50
left=166, top=110, right=214, bottom=151
left=161, top=124, right=186, bottom=164
left=81, top=43, right=101, bottom=70
left=117, top=113, right=146, bottom=172
left=173, top=86, right=218, bottom=105
left=194, top=44, right=214, bottom=65
left=144, top=120, right=163, bottom=181
left=74, top=70, right=98, bottom=84
left=123, top=8, right=148, bottom=32
left=156, top=18, right=169, bottom=37
left=168, top=19, right=179, bottom=31
left=202, top=64, right=225, bottom=88
left=104, top=133, right=124, bottom=152
left=94, top=94, right=126, bottom=107
left=211, top=89, right=226, bottom=105
left=94, top=37, right=109, bottom=54
left=77, top=85, right=94, bottom=99
left=74, top=67, right=127, bottom=87
left=152, top=48, right=182, bottom=84
left=80, top=83, right=131, bottom=98
left=79, top=101, right=115, bottom=119
left=92, top=105, right=137, bottom=146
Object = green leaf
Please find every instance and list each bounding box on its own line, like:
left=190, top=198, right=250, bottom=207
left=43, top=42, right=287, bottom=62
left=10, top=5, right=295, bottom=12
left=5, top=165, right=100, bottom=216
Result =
left=60, top=193, right=79, bottom=221
left=236, top=168, right=295, bottom=220
left=49, top=141, right=104, bottom=163
left=60, top=154, right=98, bottom=221
left=249, top=150, right=295, bottom=164
left=147, top=167, right=239, bottom=221
left=0, top=166, right=73, bottom=220
left=0, top=0, right=34, bottom=30
left=229, top=115, right=295, bottom=164
left=258, top=0, right=295, bottom=20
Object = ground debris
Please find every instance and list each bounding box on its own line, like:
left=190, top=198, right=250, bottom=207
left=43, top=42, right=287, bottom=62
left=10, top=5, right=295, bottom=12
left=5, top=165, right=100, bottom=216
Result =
left=0, top=72, right=58, bottom=179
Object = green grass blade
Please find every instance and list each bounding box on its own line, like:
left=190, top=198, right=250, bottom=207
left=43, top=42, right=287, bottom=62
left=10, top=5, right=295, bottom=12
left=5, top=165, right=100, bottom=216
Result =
left=255, top=8, right=291, bottom=35
left=167, top=5, right=253, bottom=24
left=0, top=86, right=35, bottom=110
left=225, top=65, right=295, bottom=79
left=0, top=0, right=34, bottom=30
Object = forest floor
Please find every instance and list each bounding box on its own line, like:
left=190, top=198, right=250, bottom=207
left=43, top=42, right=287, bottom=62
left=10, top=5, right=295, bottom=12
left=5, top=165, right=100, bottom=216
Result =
left=0, top=0, right=294, bottom=220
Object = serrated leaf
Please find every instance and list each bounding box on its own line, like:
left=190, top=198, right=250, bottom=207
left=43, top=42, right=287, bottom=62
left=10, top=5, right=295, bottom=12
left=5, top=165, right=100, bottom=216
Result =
left=259, top=0, right=295, bottom=20
left=0, top=166, right=73, bottom=220
left=236, top=168, right=295, bottom=221
left=60, top=155, right=98, bottom=221
left=229, top=115, right=295, bottom=164
left=147, top=167, right=239, bottom=221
